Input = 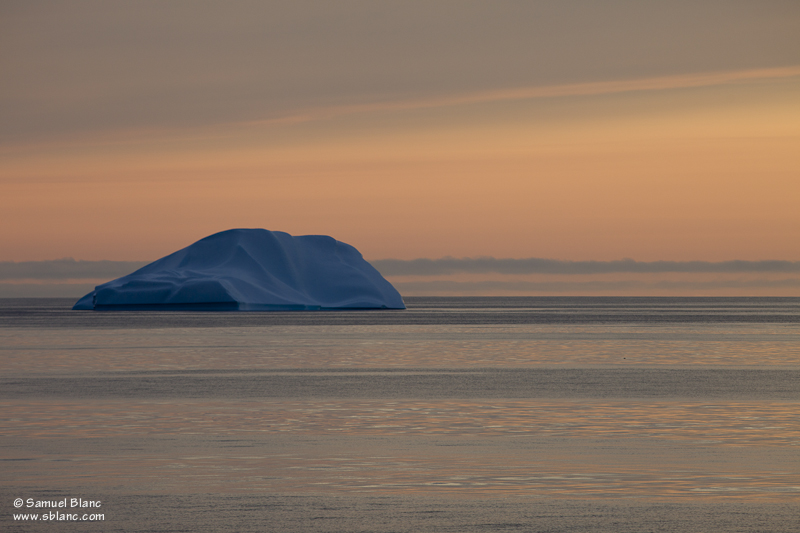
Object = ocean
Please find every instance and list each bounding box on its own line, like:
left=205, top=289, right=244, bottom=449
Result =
left=2, top=297, right=799, bottom=532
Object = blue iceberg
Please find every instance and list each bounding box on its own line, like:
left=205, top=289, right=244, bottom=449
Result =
left=73, top=229, right=405, bottom=310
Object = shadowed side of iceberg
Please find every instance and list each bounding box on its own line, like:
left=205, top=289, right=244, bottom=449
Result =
left=73, top=229, right=405, bottom=310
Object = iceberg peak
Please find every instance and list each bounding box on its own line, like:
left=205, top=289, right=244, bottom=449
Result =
left=73, top=229, right=405, bottom=310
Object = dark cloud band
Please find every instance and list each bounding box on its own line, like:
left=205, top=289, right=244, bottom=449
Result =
left=3, top=258, right=800, bottom=282
left=392, top=278, right=800, bottom=294
left=0, top=259, right=149, bottom=280
left=372, top=258, right=800, bottom=276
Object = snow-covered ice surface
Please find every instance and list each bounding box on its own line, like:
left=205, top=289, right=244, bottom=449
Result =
left=73, top=229, right=405, bottom=310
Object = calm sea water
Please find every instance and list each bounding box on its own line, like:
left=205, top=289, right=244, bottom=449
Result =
left=2, top=297, right=799, bottom=532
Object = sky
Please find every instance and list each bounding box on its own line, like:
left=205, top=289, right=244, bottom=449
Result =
left=1, top=1, right=799, bottom=296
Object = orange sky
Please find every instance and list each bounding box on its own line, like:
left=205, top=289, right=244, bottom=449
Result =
left=3, top=69, right=798, bottom=262
left=1, top=2, right=799, bottom=295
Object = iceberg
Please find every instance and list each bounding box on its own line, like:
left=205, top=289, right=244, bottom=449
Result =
left=73, top=229, right=405, bottom=310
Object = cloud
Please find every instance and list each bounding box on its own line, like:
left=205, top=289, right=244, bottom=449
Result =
left=392, top=278, right=800, bottom=295
left=4, top=257, right=800, bottom=282
left=372, top=258, right=800, bottom=276
left=0, top=283, right=96, bottom=298
left=257, top=66, right=800, bottom=126
left=3, top=258, right=800, bottom=298
left=0, top=259, right=148, bottom=281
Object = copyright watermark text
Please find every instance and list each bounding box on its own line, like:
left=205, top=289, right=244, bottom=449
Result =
left=12, top=497, right=105, bottom=522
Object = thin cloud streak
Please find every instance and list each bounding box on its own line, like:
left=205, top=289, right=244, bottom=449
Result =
left=373, top=258, right=800, bottom=276
left=252, top=66, right=800, bottom=126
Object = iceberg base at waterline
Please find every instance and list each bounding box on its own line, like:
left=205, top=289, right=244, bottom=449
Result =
left=73, top=229, right=405, bottom=311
